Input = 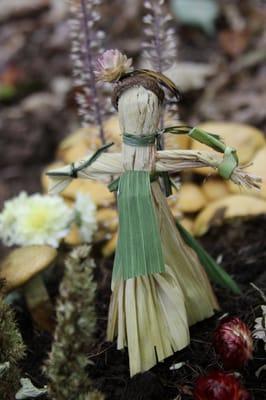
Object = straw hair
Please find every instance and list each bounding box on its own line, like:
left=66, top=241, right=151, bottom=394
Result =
left=112, top=75, right=164, bottom=109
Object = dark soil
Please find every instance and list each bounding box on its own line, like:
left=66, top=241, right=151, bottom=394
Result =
left=89, top=216, right=266, bottom=400
left=14, top=215, right=266, bottom=400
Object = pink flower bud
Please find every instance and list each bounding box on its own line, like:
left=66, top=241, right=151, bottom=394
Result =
left=94, top=49, right=132, bottom=82
left=194, top=371, right=251, bottom=400
left=213, top=317, right=253, bottom=369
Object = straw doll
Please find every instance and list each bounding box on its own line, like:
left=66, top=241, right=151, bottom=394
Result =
left=47, top=50, right=260, bottom=377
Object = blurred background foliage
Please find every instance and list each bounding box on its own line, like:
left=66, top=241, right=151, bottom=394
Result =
left=0, top=0, right=265, bottom=253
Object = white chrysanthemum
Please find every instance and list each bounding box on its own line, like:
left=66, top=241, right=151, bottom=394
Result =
left=0, top=192, right=28, bottom=246
left=73, top=193, right=97, bottom=243
left=0, top=192, right=73, bottom=248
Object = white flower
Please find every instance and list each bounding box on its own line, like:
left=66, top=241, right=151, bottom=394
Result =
left=94, top=49, right=133, bottom=82
left=73, top=193, right=97, bottom=243
left=0, top=192, right=73, bottom=248
left=0, top=192, right=28, bottom=246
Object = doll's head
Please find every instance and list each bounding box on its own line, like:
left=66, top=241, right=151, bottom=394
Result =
left=95, top=49, right=181, bottom=138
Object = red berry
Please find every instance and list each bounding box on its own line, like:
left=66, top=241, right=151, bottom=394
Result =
left=194, top=371, right=251, bottom=400
left=213, top=317, right=253, bottom=369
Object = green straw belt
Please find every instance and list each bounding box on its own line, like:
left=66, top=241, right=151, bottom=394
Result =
left=113, top=130, right=240, bottom=292
left=110, top=171, right=241, bottom=293
left=112, top=170, right=165, bottom=281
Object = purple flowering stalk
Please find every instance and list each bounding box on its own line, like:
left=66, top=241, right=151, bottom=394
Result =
left=68, top=0, right=107, bottom=143
left=142, top=0, right=179, bottom=144
left=143, top=0, right=178, bottom=74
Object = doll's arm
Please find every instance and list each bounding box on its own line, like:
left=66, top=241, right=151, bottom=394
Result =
left=46, top=152, right=123, bottom=195
left=156, top=149, right=261, bottom=190
left=159, top=126, right=239, bottom=177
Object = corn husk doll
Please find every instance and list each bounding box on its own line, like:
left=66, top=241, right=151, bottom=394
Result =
left=47, top=50, right=260, bottom=377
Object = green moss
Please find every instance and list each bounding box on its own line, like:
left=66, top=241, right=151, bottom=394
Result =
left=0, top=295, right=26, bottom=399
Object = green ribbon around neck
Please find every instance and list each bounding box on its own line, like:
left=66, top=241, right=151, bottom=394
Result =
left=122, top=132, right=174, bottom=197
left=123, top=132, right=157, bottom=146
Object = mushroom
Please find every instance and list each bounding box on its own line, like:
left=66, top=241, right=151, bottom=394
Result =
left=62, top=180, right=115, bottom=207
left=201, top=178, right=229, bottom=201
left=41, top=162, right=64, bottom=193
left=42, top=165, right=114, bottom=207
left=194, top=194, right=266, bottom=236
left=179, top=217, right=194, bottom=234
left=102, top=232, right=118, bottom=257
left=0, top=245, right=57, bottom=332
left=191, top=122, right=265, bottom=175
left=57, top=116, right=122, bottom=164
left=44, top=169, right=118, bottom=246
left=164, top=131, right=191, bottom=151
left=96, top=208, right=118, bottom=232
left=56, top=126, right=101, bottom=163
left=64, top=224, right=82, bottom=246
left=61, top=143, right=98, bottom=165
left=103, top=115, right=122, bottom=148
left=178, top=182, right=206, bottom=213
left=164, top=114, right=191, bottom=150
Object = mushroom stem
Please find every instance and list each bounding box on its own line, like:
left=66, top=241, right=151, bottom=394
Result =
left=24, top=275, right=54, bottom=332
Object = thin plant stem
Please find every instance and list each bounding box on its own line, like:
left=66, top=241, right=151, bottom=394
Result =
left=80, top=0, right=105, bottom=143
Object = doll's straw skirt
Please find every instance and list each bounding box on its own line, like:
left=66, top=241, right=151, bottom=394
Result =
left=107, top=182, right=219, bottom=377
